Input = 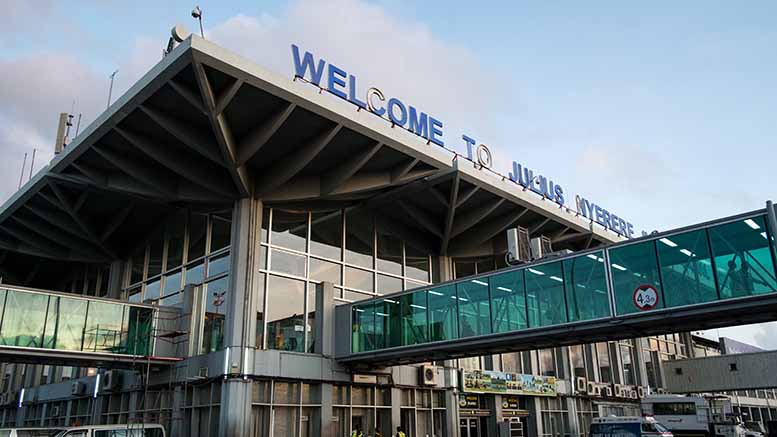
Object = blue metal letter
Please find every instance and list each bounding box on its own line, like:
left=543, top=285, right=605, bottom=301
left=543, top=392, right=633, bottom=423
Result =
left=554, top=184, right=565, bottom=205
left=348, top=75, right=367, bottom=109
left=509, top=161, right=521, bottom=183
left=387, top=98, right=408, bottom=126
left=408, top=107, right=429, bottom=139
left=429, top=117, right=444, bottom=146
left=327, top=64, right=348, bottom=100
left=291, top=44, right=325, bottom=86
left=463, top=135, right=476, bottom=160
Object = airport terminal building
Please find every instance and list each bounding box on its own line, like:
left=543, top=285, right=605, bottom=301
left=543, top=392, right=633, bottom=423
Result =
left=0, top=36, right=774, bottom=436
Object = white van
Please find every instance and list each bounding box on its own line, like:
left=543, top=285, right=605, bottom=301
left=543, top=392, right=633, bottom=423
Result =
left=0, top=429, right=64, bottom=437
left=52, top=425, right=165, bottom=437
left=591, top=416, right=674, bottom=437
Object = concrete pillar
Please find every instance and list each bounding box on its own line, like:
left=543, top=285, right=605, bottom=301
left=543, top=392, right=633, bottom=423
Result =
left=170, top=385, right=184, bottom=437
left=320, top=383, right=334, bottom=437
left=443, top=369, right=461, bottom=437
left=219, top=198, right=264, bottom=437
left=315, top=282, right=335, bottom=356
left=391, top=387, right=402, bottom=434
left=566, top=396, right=579, bottom=436
left=526, top=397, right=542, bottom=437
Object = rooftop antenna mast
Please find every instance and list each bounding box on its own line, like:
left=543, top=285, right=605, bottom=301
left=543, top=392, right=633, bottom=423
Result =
left=107, top=70, right=119, bottom=109
left=192, top=6, right=204, bottom=38
left=28, top=148, right=37, bottom=181
left=18, top=153, right=27, bottom=189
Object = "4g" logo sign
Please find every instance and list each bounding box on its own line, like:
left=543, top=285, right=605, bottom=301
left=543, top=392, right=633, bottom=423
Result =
left=632, top=285, right=659, bottom=311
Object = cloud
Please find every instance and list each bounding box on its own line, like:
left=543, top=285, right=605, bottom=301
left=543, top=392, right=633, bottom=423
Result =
left=207, top=0, right=510, bottom=148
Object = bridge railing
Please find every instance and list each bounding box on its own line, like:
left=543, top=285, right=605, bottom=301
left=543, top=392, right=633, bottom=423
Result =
left=348, top=207, right=777, bottom=355
left=0, top=285, right=155, bottom=356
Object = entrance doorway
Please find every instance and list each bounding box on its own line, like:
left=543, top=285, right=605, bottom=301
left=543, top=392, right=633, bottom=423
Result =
left=459, top=417, right=482, bottom=437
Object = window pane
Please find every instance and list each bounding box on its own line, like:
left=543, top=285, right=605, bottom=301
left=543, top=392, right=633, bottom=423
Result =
left=210, top=213, right=232, bottom=253
left=271, top=249, right=306, bottom=277
left=525, top=262, right=567, bottom=327
left=455, top=261, right=476, bottom=279
left=185, top=261, right=204, bottom=286
left=377, top=274, right=402, bottom=294
left=125, top=307, right=153, bottom=355
left=380, top=297, right=401, bottom=348
left=188, top=213, right=207, bottom=261
left=307, top=284, right=316, bottom=353
left=310, top=258, right=341, bottom=284
left=346, top=267, right=374, bottom=292
left=428, top=284, right=458, bottom=342
left=709, top=216, right=777, bottom=299
left=563, top=252, right=610, bottom=321
left=490, top=270, right=527, bottom=333
left=457, top=278, right=492, bottom=337
left=400, top=291, right=428, bottom=346
left=163, top=270, right=182, bottom=296
left=43, top=297, right=87, bottom=351
left=166, top=211, right=186, bottom=270
left=310, top=211, right=342, bottom=260
left=147, top=237, right=163, bottom=278
left=144, top=278, right=161, bottom=303
left=376, top=225, right=402, bottom=275
left=657, top=230, right=718, bottom=307
left=271, top=209, right=308, bottom=252
left=266, top=276, right=306, bottom=352
left=609, top=240, right=664, bottom=315
left=345, top=210, right=373, bottom=268
left=130, top=248, right=145, bottom=285
left=406, top=244, right=430, bottom=282
left=83, top=301, right=126, bottom=353
left=208, top=251, right=230, bottom=277
left=203, top=276, right=229, bottom=353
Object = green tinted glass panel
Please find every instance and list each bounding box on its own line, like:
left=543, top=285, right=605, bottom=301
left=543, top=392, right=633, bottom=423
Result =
left=400, top=291, right=428, bottom=346
left=657, top=230, right=718, bottom=307
left=490, top=270, right=527, bottom=333
left=381, top=297, right=402, bottom=348
left=525, top=262, right=567, bottom=326
left=563, top=252, right=610, bottom=322
left=126, top=307, right=153, bottom=355
left=709, top=216, right=777, bottom=299
left=43, top=297, right=88, bottom=351
left=609, top=240, right=664, bottom=315
left=457, top=279, right=491, bottom=338
left=352, top=303, right=376, bottom=353
left=0, top=291, right=49, bottom=347
left=84, top=301, right=127, bottom=353
left=428, top=284, right=458, bottom=342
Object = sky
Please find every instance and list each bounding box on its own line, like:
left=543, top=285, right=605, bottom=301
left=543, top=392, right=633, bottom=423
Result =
left=2, top=0, right=777, bottom=348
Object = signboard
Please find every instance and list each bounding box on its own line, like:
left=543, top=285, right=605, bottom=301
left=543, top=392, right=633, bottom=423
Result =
left=459, top=394, right=480, bottom=408
left=633, top=284, right=659, bottom=311
left=461, top=369, right=556, bottom=397
left=502, top=396, right=521, bottom=410
left=291, top=44, right=638, bottom=238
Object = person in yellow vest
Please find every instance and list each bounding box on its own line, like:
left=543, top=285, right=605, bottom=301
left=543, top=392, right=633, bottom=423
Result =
left=396, top=426, right=406, bottom=437
left=350, top=425, right=363, bottom=437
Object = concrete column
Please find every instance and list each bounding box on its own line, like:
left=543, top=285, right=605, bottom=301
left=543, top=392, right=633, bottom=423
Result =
left=526, top=397, right=542, bottom=437
left=106, top=259, right=124, bottom=300
left=566, top=396, right=579, bottom=436
left=315, top=282, right=335, bottom=356
left=219, top=198, right=264, bottom=437
left=170, top=385, right=184, bottom=437
left=391, top=387, right=402, bottom=434
left=320, top=383, right=334, bottom=437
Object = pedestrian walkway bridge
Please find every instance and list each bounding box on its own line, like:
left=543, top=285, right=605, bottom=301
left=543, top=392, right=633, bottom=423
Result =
left=337, top=204, right=777, bottom=367
left=0, top=285, right=177, bottom=368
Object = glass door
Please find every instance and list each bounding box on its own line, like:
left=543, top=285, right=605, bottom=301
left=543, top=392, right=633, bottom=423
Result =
left=459, top=417, right=481, bottom=437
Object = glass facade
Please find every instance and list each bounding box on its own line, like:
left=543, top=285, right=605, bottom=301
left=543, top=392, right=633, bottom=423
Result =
left=350, top=214, right=777, bottom=353
left=0, top=288, right=153, bottom=355
left=261, top=207, right=433, bottom=351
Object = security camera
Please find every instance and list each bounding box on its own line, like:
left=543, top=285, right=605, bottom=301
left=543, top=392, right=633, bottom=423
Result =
left=192, top=6, right=202, bottom=18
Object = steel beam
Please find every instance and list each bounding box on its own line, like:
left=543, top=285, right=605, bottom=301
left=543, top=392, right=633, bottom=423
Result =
left=320, top=141, right=382, bottom=195
left=237, top=102, right=296, bottom=165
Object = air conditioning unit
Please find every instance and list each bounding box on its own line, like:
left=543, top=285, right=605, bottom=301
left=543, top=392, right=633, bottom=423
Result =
left=604, top=386, right=613, bottom=397
left=629, top=390, right=638, bottom=399
left=656, top=388, right=666, bottom=395
left=198, top=367, right=209, bottom=379
left=71, top=381, right=86, bottom=396
left=637, top=386, right=646, bottom=398
left=100, top=370, right=121, bottom=392
left=587, top=381, right=596, bottom=395
left=50, top=405, right=61, bottom=417
left=576, top=377, right=588, bottom=394
left=419, top=365, right=439, bottom=387
left=594, top=386, right=603, bottom=397
left=614, top=384, right=624, bottom=398
left=530, top=236, right=553, bottom=260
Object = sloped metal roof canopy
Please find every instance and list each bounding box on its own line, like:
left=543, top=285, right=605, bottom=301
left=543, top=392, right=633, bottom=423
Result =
left=0, top=36, right=621, bottom=278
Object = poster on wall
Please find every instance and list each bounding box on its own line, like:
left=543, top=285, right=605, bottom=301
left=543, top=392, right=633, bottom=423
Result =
left=461, top=369, right=557, bottom=397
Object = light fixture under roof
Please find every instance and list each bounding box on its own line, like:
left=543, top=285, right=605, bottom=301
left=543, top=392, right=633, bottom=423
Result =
left=680, top=249, right=694, bottom=257
left=527, top=268, right=545, bottom=276
left=611, top=263, right=627, bottom=271
left=744, top=218, right=760, bottom=230
left=660, top=238, right=678, bottom=247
